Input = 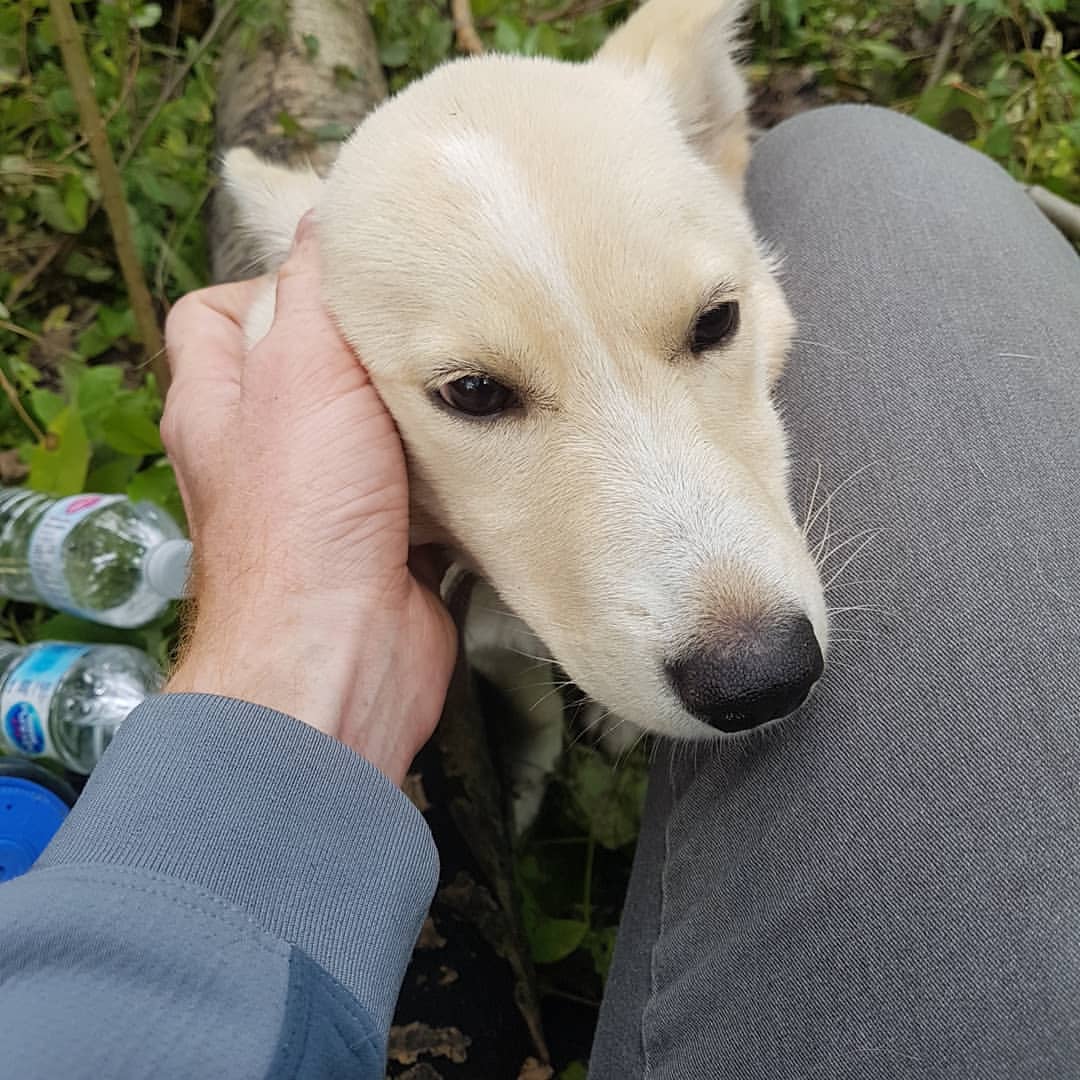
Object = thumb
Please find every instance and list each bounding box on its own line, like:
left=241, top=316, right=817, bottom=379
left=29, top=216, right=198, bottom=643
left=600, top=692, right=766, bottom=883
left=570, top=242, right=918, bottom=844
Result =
left=260, top=212, right=355, bottom=369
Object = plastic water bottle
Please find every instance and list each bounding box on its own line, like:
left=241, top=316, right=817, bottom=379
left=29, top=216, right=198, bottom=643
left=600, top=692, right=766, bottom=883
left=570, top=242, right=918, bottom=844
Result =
left=0, top=490, right=192, bottom=627
left=0, top=641, right=162, bottom=773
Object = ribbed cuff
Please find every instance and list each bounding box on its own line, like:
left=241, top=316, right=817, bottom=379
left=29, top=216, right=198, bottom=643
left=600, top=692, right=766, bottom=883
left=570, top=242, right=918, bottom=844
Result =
left=37, top=693, right=438, bottom=1031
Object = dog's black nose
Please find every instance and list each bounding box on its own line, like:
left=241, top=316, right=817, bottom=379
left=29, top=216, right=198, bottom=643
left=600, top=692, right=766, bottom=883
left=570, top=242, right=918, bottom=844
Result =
left=665, top=614, right=823, bottom=732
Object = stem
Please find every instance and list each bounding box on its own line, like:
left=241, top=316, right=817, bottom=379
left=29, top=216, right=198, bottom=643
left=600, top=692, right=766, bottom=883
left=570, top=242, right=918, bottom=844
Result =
left=924, top=3, right=966, bottom=92
left=0, top=363, right=46, bottom=444
left=48, top=0, right=169, bottom=392
left=582, top=832, right=595, bottom=927
left=451, top=0, right=484, bottom=54
left=538, top=985, right=601, bottom=1008
left=120, top=0, right=241, bottom=170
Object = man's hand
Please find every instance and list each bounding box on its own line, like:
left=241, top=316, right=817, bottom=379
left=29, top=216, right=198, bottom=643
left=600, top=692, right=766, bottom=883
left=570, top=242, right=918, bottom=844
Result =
left=162, top=215, right=456, bottom=784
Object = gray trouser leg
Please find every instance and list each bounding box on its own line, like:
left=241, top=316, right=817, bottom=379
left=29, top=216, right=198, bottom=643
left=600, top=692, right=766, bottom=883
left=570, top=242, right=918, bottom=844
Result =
left=590, top=105, right=1080, bottom=1079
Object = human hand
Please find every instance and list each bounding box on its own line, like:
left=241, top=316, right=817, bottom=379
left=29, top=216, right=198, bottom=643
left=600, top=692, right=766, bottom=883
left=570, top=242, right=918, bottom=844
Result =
left=162, top=215, right=457, bottom=784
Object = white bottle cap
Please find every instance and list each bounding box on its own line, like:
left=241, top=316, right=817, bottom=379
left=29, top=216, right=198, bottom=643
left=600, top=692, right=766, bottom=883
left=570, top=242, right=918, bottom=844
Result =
left=146, top=539, right=193, bottom=600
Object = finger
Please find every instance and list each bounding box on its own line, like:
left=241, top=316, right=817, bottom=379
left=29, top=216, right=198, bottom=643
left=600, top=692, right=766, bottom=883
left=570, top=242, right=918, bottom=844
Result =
left=165, top=277, right=269, bottom=388
left=259, top=213, right=364, bottom=378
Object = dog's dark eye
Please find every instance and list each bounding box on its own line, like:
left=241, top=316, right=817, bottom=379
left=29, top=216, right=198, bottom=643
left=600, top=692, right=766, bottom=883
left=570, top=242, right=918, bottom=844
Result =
left=438, top=375, right=517, bottom=417
left=690, top=301, right=740, bottom=354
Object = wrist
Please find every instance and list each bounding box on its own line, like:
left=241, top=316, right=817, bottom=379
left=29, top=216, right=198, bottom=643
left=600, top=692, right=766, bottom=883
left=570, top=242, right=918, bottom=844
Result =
left=168, top=596, right=428, bottom=784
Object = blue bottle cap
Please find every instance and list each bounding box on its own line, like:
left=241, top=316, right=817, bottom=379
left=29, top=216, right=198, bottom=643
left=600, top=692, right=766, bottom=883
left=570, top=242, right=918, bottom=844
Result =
left=0, top=760, right=76, bottom=883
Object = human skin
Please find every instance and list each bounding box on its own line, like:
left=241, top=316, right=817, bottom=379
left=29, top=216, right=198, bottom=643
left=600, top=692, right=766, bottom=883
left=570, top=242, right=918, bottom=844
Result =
left=162, top=215, right=457, bottom=784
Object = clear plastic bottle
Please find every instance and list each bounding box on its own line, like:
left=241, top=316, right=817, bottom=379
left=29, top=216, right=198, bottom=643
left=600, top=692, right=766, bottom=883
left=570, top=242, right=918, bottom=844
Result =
left=0, top=490, right=192, bottom=628
left=0, top=641, right=162, bottom=773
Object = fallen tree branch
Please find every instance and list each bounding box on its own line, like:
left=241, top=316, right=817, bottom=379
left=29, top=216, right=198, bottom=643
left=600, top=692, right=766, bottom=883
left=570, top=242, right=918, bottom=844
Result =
left=451, top=0, right=485, bottom=54
left=1025, top=184, right=1080, bottom=242
left=48, top=0, right=169, bottom=392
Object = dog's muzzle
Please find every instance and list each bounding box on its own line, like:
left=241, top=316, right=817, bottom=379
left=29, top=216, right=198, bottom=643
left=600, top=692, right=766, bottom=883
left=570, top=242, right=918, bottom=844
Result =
left=665, top=614, right=824, bottom=732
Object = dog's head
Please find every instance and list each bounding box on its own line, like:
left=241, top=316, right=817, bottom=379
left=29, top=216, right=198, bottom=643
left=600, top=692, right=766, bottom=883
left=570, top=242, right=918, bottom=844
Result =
left=225, top=0, right=827, bottom=739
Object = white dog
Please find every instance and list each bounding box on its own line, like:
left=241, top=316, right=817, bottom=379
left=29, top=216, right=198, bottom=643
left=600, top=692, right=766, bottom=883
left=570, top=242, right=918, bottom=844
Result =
left=224, top=0, right=828, bottom=798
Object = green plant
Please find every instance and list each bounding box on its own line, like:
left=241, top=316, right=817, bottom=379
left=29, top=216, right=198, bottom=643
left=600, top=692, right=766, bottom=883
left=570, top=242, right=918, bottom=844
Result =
left=0, top=0, right=218, bottom=656
left=0, top=0, right=1076, bottom=1065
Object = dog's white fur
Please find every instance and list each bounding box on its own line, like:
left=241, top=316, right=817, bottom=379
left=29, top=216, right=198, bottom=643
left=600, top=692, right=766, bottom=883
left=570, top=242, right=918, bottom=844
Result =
left=224, top=0, right=827, bottom=750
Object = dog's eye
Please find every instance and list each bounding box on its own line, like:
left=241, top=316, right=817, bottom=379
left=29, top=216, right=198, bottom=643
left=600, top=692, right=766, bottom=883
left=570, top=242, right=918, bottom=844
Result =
left=690, top=301, right=740, bottom=354
left=438, top=375, right=518, bottom=417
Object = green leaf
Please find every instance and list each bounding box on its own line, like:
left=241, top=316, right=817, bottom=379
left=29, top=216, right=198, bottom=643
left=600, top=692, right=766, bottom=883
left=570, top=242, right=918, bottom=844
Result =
left=47, top=85, right=76, bottom=117
left=134, top=170, right=193, bottom=212
left=86, top=455, right=140, bottom=492
left=36, top=612, right=146, bottom=646
left=77, top=305, right=135, bottom=358
left=101, top=399, right=164, bottom=455
left=493, top=15, right=523, bottom=52
left=129, top=3, right=162, bottom=29
left=378, top=40, right=410, bottom=67
left=559, top=1063, right=589, bottom=1080
left=30, top=388, right=64, bottom=426
left=859, top=39, right=908, bottom=69
left=302, top=32, right=320, bottom=59
left=27, top=405, right=90, bottom=496
left=915, top=83, right=958, bottom=124
left=584, top=925, right=617, bottom=979
left=35, top=184, right=84, bottom=234
left=313, top=122, right=352, bottom=142
left=276, top=111, right=305, bottom=138
left=62, top=251, right=114, bottom=283
left=778, top=0, right=803, bottom=32
left=76, top=363, right=124, bottom=438
left=527, top=916, right=588, bottom=964
left=568, top=747, right=646, bottom=850
left=982, top=118, right=1013, bottom=158
left=61, top=173, right=88, bottom=230
left=127, top=461, right=185, bottom=527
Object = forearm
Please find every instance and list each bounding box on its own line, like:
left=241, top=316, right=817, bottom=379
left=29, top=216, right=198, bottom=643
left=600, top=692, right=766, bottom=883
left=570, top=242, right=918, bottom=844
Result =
left=0, top=694, right=438, bottom=1076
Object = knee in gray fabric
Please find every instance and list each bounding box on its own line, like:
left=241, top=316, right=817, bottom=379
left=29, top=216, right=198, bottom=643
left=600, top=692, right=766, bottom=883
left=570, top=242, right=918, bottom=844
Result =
left=756, top=102, right=1010, bottom=187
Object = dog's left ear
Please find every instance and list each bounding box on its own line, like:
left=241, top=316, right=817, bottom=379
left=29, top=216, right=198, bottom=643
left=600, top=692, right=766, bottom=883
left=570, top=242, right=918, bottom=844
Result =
left=222, top=148, right=325, bottom=270
left=595, top=0, right=750, bottom=187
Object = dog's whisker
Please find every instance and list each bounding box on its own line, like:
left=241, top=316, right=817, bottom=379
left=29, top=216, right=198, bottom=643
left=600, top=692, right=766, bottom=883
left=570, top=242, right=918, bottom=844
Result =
left=502, top=646, right=555, bottom=665
left=801, top=460, right=881, bottom=538
left=810, top=502, right=834, bottom=564
left=817, top=527, right=882, bottom=569
left=614, top=727, right=649, bottom=770
left=790, top=336, right=859, bottom=361
left=527, top=683, right=571, bottom=713
left=823, top=532, right=880, bottom=591
left=825, top=576, right=893, bottom=593
left=512, top=678, right=576, bottom=692
left=801, top=461, right=825, bottom=539
left=566, top=706, right=614, bottom=751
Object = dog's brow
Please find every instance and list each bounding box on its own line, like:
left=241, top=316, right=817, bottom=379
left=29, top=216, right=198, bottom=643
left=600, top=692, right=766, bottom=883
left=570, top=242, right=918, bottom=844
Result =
left=434, top=130, right=595, bottom=341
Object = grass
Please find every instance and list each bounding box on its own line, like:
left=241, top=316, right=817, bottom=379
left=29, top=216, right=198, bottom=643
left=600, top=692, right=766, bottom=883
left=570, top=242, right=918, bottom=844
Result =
left=0, top=0, right=1076, bottom=1073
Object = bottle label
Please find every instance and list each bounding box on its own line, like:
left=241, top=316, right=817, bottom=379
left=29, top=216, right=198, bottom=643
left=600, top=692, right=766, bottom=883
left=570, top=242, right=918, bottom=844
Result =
left=28, top=494, right=124, bottom=616
left=1, top=644, right=90, bottom=758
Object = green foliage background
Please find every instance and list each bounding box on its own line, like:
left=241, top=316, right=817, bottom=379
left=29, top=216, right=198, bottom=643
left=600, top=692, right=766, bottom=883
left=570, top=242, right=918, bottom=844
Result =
left=0, top=0, right=1077, bottom=1069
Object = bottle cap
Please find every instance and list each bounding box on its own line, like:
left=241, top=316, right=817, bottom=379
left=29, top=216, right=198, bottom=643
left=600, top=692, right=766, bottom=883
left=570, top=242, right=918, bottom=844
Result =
left=0, top=760, right=76, bottom=883
left=146, top=539, right=193, bottom=600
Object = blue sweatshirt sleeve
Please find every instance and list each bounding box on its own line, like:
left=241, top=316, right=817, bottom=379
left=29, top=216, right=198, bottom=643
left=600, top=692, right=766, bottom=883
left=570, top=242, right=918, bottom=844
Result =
left=0, top=693, right=439, bottom=1079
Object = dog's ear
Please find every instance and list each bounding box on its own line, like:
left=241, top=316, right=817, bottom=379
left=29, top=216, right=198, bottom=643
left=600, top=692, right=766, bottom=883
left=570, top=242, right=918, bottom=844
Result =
left=222, top=148, right=325, bottom=270
left=595, top=0, right=750, bottom=186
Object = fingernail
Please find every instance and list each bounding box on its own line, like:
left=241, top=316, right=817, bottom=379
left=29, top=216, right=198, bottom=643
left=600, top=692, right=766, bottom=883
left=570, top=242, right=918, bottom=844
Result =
left=293, top=210, right=317, bottom=249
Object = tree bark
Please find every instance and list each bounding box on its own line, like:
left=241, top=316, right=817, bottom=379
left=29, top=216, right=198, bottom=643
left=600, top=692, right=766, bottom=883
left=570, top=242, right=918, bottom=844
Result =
left=209, top=0, right=387, bottom=282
